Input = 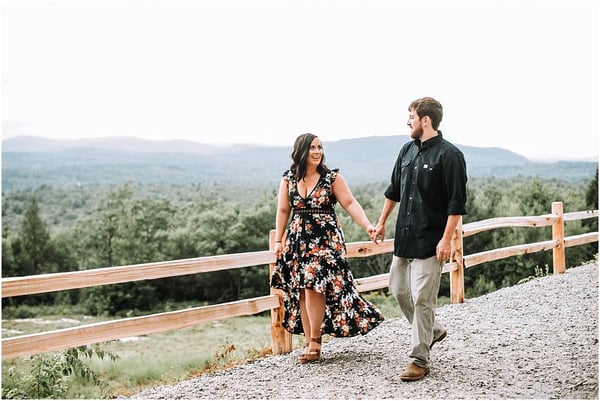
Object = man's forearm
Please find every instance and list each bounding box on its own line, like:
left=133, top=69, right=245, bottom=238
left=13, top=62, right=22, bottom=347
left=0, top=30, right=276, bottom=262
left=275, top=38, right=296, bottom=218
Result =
left=441, top=215, right=461, bottom=243
left=377, top=198, right=398, bottom=226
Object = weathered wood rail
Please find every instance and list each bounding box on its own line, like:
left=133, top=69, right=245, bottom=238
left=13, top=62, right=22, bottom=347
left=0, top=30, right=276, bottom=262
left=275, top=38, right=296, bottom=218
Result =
left=2, top=202, right=597, bottom=359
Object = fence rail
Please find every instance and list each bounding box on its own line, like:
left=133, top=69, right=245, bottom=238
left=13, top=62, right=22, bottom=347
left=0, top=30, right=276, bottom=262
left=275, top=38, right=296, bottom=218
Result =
left=2, top=202, right=597, bottom=360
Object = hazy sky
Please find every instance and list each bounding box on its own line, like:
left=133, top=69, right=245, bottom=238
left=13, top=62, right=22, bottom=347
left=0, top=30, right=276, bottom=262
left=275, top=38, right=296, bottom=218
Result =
left=2, top=0, right=599, bottom=160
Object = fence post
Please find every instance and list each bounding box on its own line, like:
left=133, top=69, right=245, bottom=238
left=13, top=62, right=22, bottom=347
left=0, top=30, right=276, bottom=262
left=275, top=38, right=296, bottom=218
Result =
left=552, top=202, right=566, bottom=274
left=268, top=230, right=293, bottom=354
left=450, top=216, right=465, bottom=303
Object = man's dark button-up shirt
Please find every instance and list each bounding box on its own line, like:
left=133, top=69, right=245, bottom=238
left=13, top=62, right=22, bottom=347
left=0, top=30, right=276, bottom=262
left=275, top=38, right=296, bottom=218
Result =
left=384, top=132, right=468, bottom=259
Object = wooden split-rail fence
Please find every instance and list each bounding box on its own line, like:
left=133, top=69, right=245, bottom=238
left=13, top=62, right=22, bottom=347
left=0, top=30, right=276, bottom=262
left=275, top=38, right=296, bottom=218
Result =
left=2, top=201, right=597, bottom=360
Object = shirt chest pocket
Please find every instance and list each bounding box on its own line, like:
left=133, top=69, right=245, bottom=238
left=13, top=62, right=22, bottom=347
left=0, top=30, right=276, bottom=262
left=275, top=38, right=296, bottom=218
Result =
left=417, top=159, right=442, bottom=191
left=399, top=159, right=413, bottom=189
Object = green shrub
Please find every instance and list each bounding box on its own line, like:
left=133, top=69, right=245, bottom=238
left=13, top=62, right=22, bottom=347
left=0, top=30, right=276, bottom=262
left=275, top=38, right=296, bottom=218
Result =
left=2, top=345, right=118, bottom=399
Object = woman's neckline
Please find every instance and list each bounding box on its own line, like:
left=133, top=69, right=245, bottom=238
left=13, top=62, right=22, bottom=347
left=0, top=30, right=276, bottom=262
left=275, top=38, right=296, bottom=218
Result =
left=298, top=171, right=322, bottom=199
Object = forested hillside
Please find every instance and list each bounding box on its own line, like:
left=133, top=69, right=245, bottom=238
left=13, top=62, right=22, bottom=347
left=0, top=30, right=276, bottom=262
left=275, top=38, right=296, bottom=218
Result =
left=1, top=135, right=598, bottom=318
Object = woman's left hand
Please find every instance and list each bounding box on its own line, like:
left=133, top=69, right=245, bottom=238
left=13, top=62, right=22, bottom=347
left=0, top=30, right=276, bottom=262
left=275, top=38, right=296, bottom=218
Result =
left=366, top=224, right=377, bottom=238
left=274, top=242, right=283, bottom=259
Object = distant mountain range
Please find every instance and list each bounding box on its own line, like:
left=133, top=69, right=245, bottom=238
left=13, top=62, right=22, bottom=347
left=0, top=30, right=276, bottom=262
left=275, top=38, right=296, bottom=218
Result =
left=2, top=135, right=597, bottom=191
left=2, top=135, right=257, bottom=154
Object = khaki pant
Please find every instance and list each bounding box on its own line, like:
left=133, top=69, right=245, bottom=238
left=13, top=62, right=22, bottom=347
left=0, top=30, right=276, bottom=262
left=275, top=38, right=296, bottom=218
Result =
left=389, top=255, right=446, bottom=368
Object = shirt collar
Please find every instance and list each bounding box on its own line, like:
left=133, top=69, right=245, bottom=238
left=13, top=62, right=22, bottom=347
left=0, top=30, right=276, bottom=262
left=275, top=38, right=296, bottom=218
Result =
left=415, top=130, right=443, bottom=148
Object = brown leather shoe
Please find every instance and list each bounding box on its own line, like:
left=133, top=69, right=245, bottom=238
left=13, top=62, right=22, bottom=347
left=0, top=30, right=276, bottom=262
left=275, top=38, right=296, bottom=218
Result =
left=430, top=330, right=447, bottom=349
left=400, top=362, right=430, bottom=381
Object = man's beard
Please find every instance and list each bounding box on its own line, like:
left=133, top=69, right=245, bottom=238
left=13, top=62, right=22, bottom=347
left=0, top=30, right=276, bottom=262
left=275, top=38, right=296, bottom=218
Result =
left=410, top=126, right=423, bottom=140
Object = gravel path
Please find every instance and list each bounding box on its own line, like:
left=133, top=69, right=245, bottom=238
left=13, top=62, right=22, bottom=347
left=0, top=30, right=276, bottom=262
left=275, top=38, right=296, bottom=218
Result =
left=131, top=263, right=598, bottom=399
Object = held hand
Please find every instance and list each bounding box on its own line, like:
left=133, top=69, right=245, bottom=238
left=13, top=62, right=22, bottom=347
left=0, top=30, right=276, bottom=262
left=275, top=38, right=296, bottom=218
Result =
left=371, top=223, right=385, bottom=244
left=366, top=224, right=376, bottom=239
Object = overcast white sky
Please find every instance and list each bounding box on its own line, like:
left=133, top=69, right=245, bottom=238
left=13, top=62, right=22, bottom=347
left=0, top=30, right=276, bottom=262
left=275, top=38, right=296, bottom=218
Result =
left=2, top=0, right=599, bottom=160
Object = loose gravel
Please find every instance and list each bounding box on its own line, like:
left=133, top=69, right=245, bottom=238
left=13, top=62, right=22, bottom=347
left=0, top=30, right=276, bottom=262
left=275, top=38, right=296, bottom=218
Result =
left=130, top=263, right=598, bottom=399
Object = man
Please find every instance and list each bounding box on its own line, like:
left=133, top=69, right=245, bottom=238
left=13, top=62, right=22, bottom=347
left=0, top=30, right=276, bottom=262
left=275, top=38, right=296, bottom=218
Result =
left=372, top=97, right=467, bottom=381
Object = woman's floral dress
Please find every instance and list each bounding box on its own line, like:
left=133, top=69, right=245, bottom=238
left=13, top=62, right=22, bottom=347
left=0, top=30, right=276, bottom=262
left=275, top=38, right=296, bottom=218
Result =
left=270, top=169, right=384, bottom=337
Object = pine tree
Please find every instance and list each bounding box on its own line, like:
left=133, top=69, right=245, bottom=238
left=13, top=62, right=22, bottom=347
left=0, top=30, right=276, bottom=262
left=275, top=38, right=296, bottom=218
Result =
left=585, top=167, right=598, bottom=209
left=15, top=197, right=50, bottom=276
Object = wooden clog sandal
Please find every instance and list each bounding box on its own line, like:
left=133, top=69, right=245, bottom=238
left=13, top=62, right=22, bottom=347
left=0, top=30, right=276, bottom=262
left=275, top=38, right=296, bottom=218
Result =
left=301, top=337, right=322, bottom=364
left=297, top=340, right=310, bottom=364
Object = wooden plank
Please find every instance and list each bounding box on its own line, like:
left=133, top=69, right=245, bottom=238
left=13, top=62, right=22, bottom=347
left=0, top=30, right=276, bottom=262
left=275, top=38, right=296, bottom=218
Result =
left=2, top=295, right=280, bottom=360
left=464, top=240, right=558, bottom=269
left=355, top=274, right=389, bottom=292
left=450, top=218, right=465, bottom=304
left=552, top=202, right=566, bottom=274
left=2, top=251, right=275, bottom=298
left=346, top=239, right=394, bottom=258
left=268, top=229, right=292, bottom=355
left=463, top=214, right=559, bottom=237
left=564, top=232, right=599, bottom=247
left=442, top=261, right=459, bottom=274
left=563, top=210, right=599, bottom=222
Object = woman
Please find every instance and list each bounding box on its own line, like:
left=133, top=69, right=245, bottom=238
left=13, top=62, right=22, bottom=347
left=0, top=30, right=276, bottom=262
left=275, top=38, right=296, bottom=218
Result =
left=271, top=133, right=384, bottom=364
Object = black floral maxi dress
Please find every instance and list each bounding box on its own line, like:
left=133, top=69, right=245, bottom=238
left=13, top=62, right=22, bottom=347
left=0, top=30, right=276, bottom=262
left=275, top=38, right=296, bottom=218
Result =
left=270, top=169, right=384, bottom=337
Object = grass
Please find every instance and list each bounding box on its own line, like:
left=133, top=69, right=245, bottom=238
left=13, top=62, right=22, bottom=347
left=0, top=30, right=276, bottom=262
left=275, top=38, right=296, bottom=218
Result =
left=104, top=318, right=273, bottom=397
left=2, top=312, right=275, bottom=398
left=1, top=291, right=449, bottom=399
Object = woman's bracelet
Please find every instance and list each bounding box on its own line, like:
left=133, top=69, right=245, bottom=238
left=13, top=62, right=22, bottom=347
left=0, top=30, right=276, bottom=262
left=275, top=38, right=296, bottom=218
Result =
left=275, top=240, right=282, bottom=243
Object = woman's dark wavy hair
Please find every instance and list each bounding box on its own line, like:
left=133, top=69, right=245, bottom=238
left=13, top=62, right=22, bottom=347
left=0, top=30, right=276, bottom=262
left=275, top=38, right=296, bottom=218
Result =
left=290, top=133, right=329, bottom=181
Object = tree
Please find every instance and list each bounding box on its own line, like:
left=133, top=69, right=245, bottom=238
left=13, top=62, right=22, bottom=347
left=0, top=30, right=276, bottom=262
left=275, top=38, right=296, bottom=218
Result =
left=193, top=206, right=244, bottom=302
left=580, top=167, right=598, bottom=262
left=4, top=197, right=59, bottom=305
left=585, top=167, right=598, bottom=209
left=75, top=185, right=160, bottom=316
left=75, top=185, right=133, bottom=269
left=2, top=228, right=18, bottom=278
left=235, top=193, right=278, bottom=298
left=116, top=197, right=174, bottom=264
left=16, top=197, right=50, bottom=276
